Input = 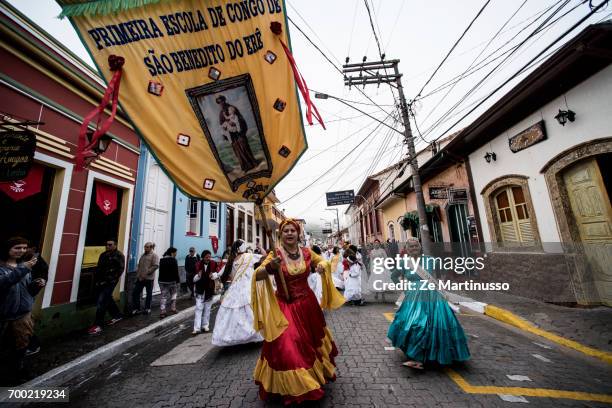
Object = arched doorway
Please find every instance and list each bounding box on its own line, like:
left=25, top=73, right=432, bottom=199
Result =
left=562, top=155, right=612, bottom=306
left=542, top=138, right=612, bottom=305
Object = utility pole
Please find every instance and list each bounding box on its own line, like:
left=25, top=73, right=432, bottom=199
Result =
left=342, top=59, right=432, bottom=254
left=326, top=208, right=340, bottom=243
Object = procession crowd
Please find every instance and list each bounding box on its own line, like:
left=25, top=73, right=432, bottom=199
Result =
left=0, top=221, right=470, bottom=403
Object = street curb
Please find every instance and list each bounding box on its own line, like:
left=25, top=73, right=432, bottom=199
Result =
left=454, top=296, right=612, bottom=365
left=17, top=306, right=196, bottom=390
left=483, top=304, right=612, bottom=365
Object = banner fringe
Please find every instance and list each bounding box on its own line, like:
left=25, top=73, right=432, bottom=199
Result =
left=58, top=0, right=166, bottom=18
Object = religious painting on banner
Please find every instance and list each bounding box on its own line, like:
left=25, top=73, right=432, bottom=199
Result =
left=56, top=0, right=323, bottom=203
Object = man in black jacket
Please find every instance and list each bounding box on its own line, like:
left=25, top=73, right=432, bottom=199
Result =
left=192, top=250, right=218, bottom=334
left=184, top=247, right=199, bottom=298
left=88, top=239, right=125, bottom=335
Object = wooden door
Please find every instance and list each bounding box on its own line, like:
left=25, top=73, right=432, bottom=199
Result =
left=143, top=159, right=171, bottom=294
left=563, top=158, right=612, bottom=306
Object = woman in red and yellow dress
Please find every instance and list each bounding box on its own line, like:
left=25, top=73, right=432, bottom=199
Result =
left=251, top=219, right=345, bottom=405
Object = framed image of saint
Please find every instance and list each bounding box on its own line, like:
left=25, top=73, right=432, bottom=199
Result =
left=186, top=74, right=273, bottom=192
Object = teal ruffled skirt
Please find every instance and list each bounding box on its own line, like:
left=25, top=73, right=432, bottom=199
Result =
left=387, top=284, right=470, bottom=365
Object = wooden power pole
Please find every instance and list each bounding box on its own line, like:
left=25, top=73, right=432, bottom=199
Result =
left=342, top=59, right=433, bottom=254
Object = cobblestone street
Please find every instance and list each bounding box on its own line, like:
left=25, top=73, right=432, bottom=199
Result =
left=52, top=303, right=612, bottom=408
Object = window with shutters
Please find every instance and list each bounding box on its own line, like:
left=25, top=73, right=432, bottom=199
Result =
left=186, top=199, right=201, bottom=236
left=481, top=175, right=541, bottom=246
left=494, top=186, right=534, bottom=244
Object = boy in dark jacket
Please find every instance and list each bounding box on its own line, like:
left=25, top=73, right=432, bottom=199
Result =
left=158, top=247, right=180, bottom=318
left=192, top=250, right=218, bottom=334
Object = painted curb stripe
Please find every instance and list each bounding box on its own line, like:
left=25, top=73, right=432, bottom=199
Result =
left=484, top=305, right=612, bottom=365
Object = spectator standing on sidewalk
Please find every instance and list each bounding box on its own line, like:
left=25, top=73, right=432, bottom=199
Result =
left=0, top=237, right=44, bottom=384
left=131, top=242, right=159, bottom=315
left=192, top=250, right=218, bottom=334
left=88, top=239, right=125, bottom=335
left=158, top=247, right=179, bottom=318
left=184, top=247, right=199, bottom=298
left=19, top=245, right=48, bottom=356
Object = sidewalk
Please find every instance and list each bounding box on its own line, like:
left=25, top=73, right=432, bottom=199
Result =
left=1, top=294, right=196, bottom=386
left=455, top=290, right=612, bottom=353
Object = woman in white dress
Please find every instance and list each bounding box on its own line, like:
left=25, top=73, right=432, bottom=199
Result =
left=332, top=248, right=345, bottom=290
left=307, top=245, right=324, bottom=305
left=344, top=252, right=365, bottom=306
left=212, top=240, right=264, bottom=346
left=366, top=239, right=392, bottom=301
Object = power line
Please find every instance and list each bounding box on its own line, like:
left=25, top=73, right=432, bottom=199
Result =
left=286, top=1, right=343, bottom=66
left=427, top=0, right=607, bottom=144
left=418, top=0, right=560, bottom=100
left=364, top=0, right=384, bottom=59
left=418, top=0, right=530, bottom=126
left=414, top=0, right=493, bottom=100
left=279, top=112, right=395, bottom=204
left=421, top=0, right=572, bottom=139
left=287, top=16, right=394, bottom=117
left=295, top=118, right=382, bottom=166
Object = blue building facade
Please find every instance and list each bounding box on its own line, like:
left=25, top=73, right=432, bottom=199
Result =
left=171, top=187, right=227, bottom=266
left=129, top=148, right=227, bottom=276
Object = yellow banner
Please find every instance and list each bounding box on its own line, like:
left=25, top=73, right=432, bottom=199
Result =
left=59, top=0, right=306, bottom=202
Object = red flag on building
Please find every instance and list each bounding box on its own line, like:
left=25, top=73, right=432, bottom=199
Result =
left=0, top=164, right=44, bottom=201
left=95, top=182, right=118, bottom=216
left=210, top=236, right=219, bottom=254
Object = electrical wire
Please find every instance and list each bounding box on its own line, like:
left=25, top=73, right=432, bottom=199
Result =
left=421, top=0, right=573, bottom=139
left=418, top=0, right=560, bottom=100
left=418, top=0, right=530, bottom=125
left=287, top=16, right=395, bottom=117
left=364, top=0, right=384, bottom=59
left=426, top=0, right=608, bottom=144
left=279, top=112, right=395, bottom=204
left=413, top=0, right=493, bottom=100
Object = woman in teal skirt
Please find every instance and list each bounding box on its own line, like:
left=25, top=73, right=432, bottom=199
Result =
left=387, top=238, right=470, bottom=369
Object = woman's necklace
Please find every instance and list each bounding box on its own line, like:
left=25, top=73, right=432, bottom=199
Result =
left=286, top=249, right=300, bottom=260
left=281, top=246, right=304, bottom=275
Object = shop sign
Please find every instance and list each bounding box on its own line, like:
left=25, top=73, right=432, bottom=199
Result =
left=429, top=186, right=448, bottom=199
left=509, top=121, right=547, bottom=153
left=0, top=130, right=36, bottom=181
left=449, top=188, right=468, bottom=203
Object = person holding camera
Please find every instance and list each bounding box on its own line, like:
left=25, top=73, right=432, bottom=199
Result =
left=0, top=237, right=45, bottom=383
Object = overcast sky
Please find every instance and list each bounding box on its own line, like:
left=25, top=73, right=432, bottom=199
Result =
left=9, top=0, right=611, bottom=229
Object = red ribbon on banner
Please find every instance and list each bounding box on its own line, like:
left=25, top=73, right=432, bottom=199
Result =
left=76, top=55, right=124, bottom=169
left=270, top=22, right=325, bottom=130
left=95, top=182, right=118, bottom=216
left=0, top=164, right=44, bottom=201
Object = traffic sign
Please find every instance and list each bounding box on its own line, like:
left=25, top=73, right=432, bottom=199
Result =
left=326, top=190, right=355, bottom=206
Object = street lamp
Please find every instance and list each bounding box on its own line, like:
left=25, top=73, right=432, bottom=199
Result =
left=314, top=92, right=403, bottom=135
left=86, top=129, right=112, bottom=155
left=554, top=109, right=576, bottom=126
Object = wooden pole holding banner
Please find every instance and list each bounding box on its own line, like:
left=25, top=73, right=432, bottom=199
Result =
left=256, top=202, right=290, bottom=301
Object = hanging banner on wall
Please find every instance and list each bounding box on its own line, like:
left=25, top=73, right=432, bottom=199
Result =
left=96, top=182, right=118, bottom=215
left=210, top=235, right=219, bottom=254
left=0, top=163, right=44, bottom=201
left=57, top=0, right=322, bottom=202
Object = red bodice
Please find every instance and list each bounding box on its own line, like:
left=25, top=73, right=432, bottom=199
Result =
left=272, top=247, right=313, bottom=302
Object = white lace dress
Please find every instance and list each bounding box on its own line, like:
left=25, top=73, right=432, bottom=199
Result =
left=344, top=262, right=363, bottom=301
left=212, top=253, right=264, bottom=346
left=307, top=271, right=323, bottom=305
